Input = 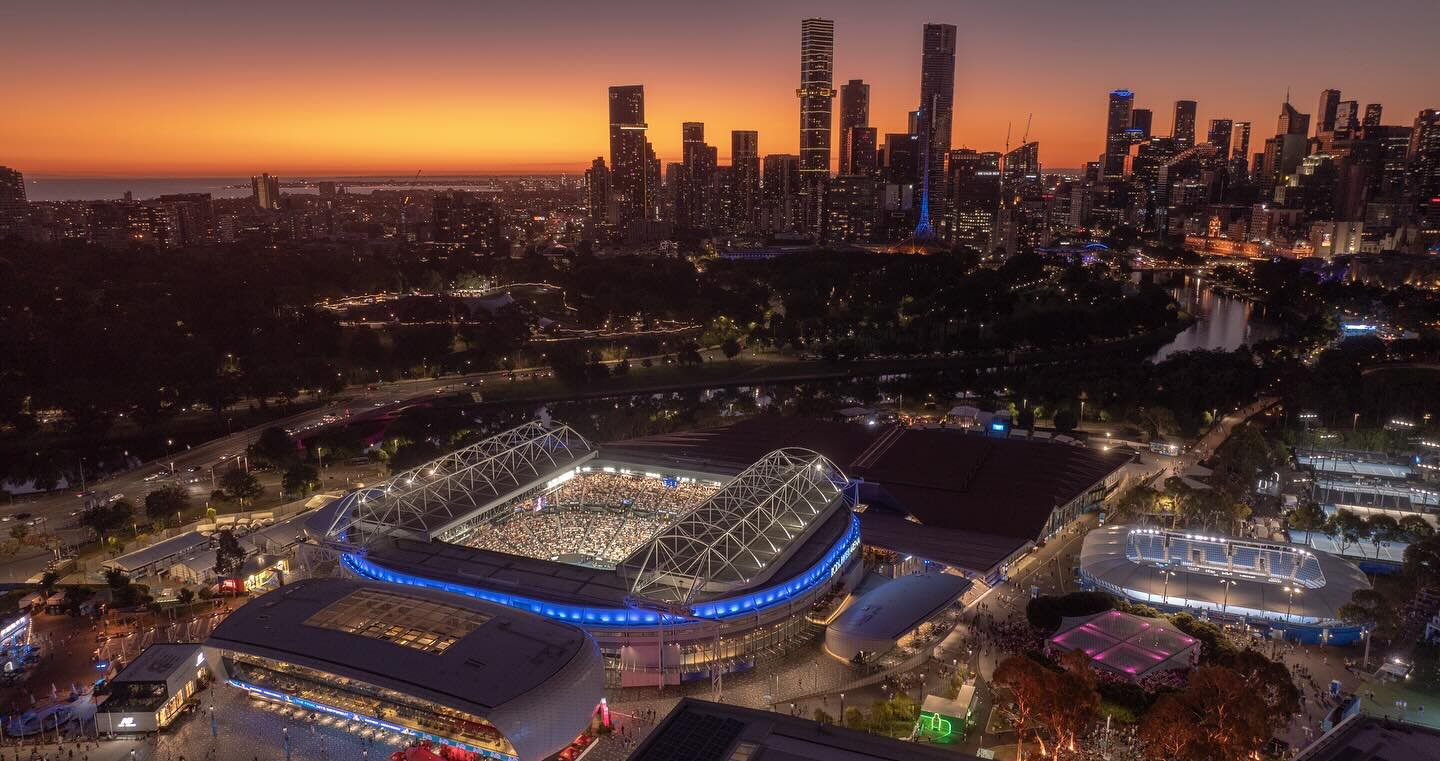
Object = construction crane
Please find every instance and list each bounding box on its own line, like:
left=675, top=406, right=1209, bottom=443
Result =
left=1021, top=113, right=1033, bottom=146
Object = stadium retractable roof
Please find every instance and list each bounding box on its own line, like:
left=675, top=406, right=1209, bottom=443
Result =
left=619, top=448, right=849, bottom=604
left=327, top=421, right=594, bottom=542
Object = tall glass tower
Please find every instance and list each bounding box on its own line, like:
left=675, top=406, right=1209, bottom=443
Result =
left=797, top=18, right=835, bottom=237
left=914, top=23, right=956, bottom=240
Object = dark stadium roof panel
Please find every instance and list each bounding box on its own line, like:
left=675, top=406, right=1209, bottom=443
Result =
left=205, top=577, right=602, bottom=716
left=603, top=417, right=1127, bottom=573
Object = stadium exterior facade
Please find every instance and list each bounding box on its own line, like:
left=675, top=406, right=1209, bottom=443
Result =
left=1078, top=524, right=1372, bottom=644
left=307, top=422, right=864, bottom=687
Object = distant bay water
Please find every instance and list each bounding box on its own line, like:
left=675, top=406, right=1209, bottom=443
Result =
left=24, top=175, right=523, bottom=202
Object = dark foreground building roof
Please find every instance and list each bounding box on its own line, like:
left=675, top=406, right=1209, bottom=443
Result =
left=205, top=578, right=604, bottom=761
left=604, top=417, right=1127, bottom=574
left=1295, top=714, right=1440, bottom=760
left=627, top=698, right=983, bottom=761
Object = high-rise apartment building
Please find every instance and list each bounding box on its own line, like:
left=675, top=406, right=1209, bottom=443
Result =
left=1172, top=100, right=1197, bottom=149
left=797, top=18, right=836, bottom=236
left=1104, top=90, right=1136, bottom=178
left=1317, top=89, right=1341, bottom=135
left=0, top=166, right=29, bottom=237
left=762, top=154, right=801, bottom=232
left=915, top=22, right=957, bottom=238
left=584, top=156, right=611, bottom=227
left=845, top=127, right=879, bottom=177
left=608, top=85, right=649, bottom=228
left=1130, top=109, right=1153, bottom=138
left=838, top=80, right=869, bottom=176
left=1231, top=122, right=1252, bottom=175
left=1207, top=119, right=1234, bottom=160
left=1364, top=104, right=1384, bottom=127
left=251, top=174, right=281, bottom=210
left=1335, top=101, right=1360, bottom=133
left=731, top=130, right=760, bottom=226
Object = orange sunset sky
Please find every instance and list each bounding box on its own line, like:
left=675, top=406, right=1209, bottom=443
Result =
left=2, top=0, right=1436, bottom=176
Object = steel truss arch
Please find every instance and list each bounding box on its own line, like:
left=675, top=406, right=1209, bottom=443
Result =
left=620, top=447, right=850, bottom=604
left=328, top=421, right=592, bottom=543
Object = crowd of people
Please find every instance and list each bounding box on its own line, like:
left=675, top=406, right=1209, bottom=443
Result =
left=545, top=472, right=718, bottom=514
left=459, top=472, right=718, bottom=566
left=464, top=507, right=669, bottom=565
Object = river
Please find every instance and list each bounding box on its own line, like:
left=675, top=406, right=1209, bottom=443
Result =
left=1151, top=276, right=1281, bottom=362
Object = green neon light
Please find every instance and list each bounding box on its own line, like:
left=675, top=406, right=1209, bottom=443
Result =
left=919, top=711, right=953, bottom=739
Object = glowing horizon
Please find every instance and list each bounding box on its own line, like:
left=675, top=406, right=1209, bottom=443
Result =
left=3, top=0, right=1435, bottom=177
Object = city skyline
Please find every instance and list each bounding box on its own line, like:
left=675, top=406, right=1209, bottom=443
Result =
left=3, top=0, right=1437, bottom=176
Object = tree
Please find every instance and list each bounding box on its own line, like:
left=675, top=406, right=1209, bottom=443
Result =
left=282, top=463, right=320, bottom=497
left=213, top=529, right=246, bottom=577
left=812, top=709, right=834, bottom=725
left=993, top=655, right=1054, bottom=760
left=1016, top=406, right=1036, bottom=431
left=1328, top=510, right=1367, bottom=554
left=251, top=426, right=300, bottom=469
left=1287, top=502, right=1328, bottom=544
left=1339, top=589, right=1400, bottom=641
left=1365, top=514, right=1401, bottom=552
left=80, top=500, right=134, bottom=540
left=721, top=338, right=742, bottom=360
left=144, top=484, right=190, bottom=522
left=1026, top=591, right=1116, bottom=632
left=219, top=469, right=263, bottom=504
left=39, top=570, right=59, bottom=593
left=1042, top=650, right=1101, bottom=758
left=176, top=587, right=195, bottom=604
left=9, top=524, right=28, bottom=542
left=1399, top=515, right=1435, bottom=543
left=1140, top=665, right=1281, bottom=761
left=677, top=342, right=704, bottom=365
left=1053, top=408, right=1077, bottom=433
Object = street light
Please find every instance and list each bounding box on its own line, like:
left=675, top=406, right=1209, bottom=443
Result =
left=1220, top=579, right=1236, bottom=613
left=1283, top=585, right=1301, bottom=623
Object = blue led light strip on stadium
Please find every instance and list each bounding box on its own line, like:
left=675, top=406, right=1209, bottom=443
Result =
left=227, top=679, right=518, bottom=761
left=342, top=514, right=861, bottom=627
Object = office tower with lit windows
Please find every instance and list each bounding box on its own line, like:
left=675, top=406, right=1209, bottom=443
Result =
left=797, top=18, right=835, bottom=236
left=1262, top=102, right=1312, bottom=197
left=826, top=174, right=878, bottom=242
left=761, top=154, right=801, bottom=232
left=1335, top=100, right=1360, bottom=133
left=607, top=85, right=649, bottom=228
left=1104, top=90, right=1135, bottom=178
left=1207, top=119, right=1234, bottom=159
left=885, top=133, right=921, bottom=186
left=1129, top=108, right=1153, bottom=138
left=845, top=127, right=879, bottom=177
left=838, top=79, right=869, bottom=175
left=731, top=130, right=760, bottom=226
left=914, top=22, right=956, bottom=238
left=1317, top=89, right=1341, bottom=135
left=1231, top=121, right=1252, bottom=175
left=947, top=149, right=1000, bottom=252
left=0, top=165, right=29, bottom=237
left=251, top=173, right=281, bottom=210
left=1408, top=109, right=1440, bottom=240
left=584, top=157, right=611, bottom=227
left=1364, top=104, right=1384, bottom=127
left=677, top=122, right=715, bottom=229
left=1278, top=101, right=1310, bottom=136
left=1172, top=100, right=1197, bottom=149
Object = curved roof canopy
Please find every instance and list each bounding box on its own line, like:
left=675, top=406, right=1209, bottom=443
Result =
left=620, top=448, right=849, bottom=604
left=328, top=421, right=593, bottom=543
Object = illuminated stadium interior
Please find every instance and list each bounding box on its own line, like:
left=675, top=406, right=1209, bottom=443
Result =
left=308, top=422, right=864, bottom=685
left=1124, top=528, right=1326, bottom=588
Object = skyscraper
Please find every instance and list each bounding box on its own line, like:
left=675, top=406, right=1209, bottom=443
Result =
left=1207, top=119, right=1234, bottom=160
left=1130, top=108, right=1153, bottom=138
left=947, top=149, right=1001, bottom=252
left=608, top=85, right=649, bottom=228
left=915, top=22, right=957, bottom=239
left=1104, top=90, right=1135, bottom=178
left=1278, top=101, right=1310, bottom=136
left=762, top=154, right=801, bottom=232
left=1335, top=100, right=1360, bottom=133
left=1364, top=104, right=1384, bottom=127
left=1231, top=122, right=1252, bottom=174
left=1407, top=109, right=1440, bottom=237
left=846, top=127, right=879, bottom=177
left=838, top=79, right=869, bottom=176
left=1172, top=100, right=1197, bottom=149
left=797, top=18, right=835, bottom=237
left=0, top=165, right=28, bottom=237
left=731, top=130, right=760, bottom=226
left=584, top=157, right=610, bottom=227
left=251, top=173, right=281, bottom=210
left=1317, top=89, right=1341, bottom=135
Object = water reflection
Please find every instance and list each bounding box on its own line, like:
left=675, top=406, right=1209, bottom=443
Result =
left=1151, top=277, right=1279, bottom=362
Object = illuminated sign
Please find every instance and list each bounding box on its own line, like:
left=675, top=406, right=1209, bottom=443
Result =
left=196, top=651, right=206, bottom=667
left=116, top=717, right=137, bottom=729
left=918, top=711, right=954, bottom=740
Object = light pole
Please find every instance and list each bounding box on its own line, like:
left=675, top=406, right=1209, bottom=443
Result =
left=1221, top=579, right=1236, bottom=613
left=78, top=457, right=87, bottom=495
left=1161, top=570, right=1176, bottom=605
left=1284, top=585, right=1301, bottom=623
left=1362, top=629, right=1372, bottom=671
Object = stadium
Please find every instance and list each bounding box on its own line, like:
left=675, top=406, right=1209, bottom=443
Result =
left=1078, top=524, right=1373, bottom=644
left=304, top=417, right=1128, bottom=685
